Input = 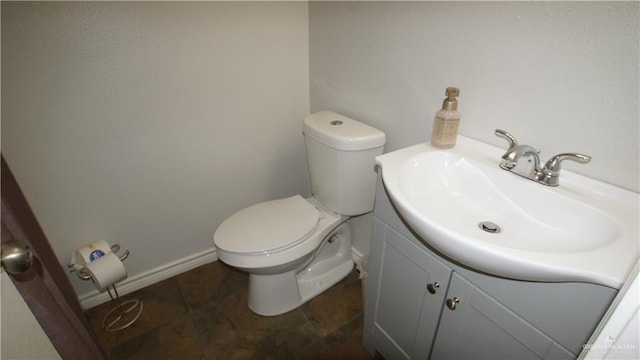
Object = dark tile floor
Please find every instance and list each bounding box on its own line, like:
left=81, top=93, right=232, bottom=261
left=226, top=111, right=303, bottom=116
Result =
left=86, top=260, right=373, bottom=359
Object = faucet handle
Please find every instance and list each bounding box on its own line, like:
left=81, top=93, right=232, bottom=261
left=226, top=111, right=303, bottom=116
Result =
left=494, top=129, right=518, bottom=151
left=543, top=153, right=591, bottom=176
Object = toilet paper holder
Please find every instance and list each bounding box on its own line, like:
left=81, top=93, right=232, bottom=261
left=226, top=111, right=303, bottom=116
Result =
left=67, top=244, right=129, bottom=280
left=69, top=244, right=129, bottom=281
left=68, top=244, right=143, bottom=332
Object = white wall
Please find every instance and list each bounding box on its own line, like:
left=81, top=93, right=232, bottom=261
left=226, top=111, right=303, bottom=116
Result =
left=2, top=2, right=310, bottom=295
left=310, top=1, right=639, bottom=192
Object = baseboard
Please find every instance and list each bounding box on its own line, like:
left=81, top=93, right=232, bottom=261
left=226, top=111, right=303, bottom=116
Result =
left=81, top=247, right=363, bottom=309
left=79, top=248, right=218, bottom=309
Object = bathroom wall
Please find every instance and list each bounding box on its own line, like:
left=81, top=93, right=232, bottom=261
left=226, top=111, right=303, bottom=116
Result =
left=310, top=1, right=639, bottom=192
left=3, top=1, right=638, bottom=303
left=2, top=2, right=310, bottom=296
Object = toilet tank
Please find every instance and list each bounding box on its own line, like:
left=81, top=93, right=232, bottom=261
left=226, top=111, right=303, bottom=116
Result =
left=303, top=111, right=386, bottom=216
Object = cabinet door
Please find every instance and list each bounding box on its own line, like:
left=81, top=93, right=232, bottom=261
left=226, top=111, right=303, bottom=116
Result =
left=372, top=223, right=451, bottom=360
left=432, top=273, right=574, bottom=360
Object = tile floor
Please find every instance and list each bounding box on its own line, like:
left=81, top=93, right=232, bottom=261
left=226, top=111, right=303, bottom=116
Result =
left=86, top=260, right=374, bottom=359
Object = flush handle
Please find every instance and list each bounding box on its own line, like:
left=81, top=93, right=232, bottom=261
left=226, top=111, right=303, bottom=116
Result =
left=427, top=282, right=439, bottom=294
left=446, top=297, right=460, bottom=310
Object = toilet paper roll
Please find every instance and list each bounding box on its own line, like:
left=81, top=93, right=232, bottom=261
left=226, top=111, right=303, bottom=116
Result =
left=84, top=252, right=127, bottom=290
left=72, top=239, right=112, bottom=266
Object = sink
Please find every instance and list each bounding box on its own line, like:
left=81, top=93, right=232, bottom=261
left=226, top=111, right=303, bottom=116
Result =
left=376, top=135, right=639, bottom=289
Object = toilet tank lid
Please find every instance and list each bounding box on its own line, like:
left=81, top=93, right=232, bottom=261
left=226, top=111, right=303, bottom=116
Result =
left=303, top=111, right=386, bottom=151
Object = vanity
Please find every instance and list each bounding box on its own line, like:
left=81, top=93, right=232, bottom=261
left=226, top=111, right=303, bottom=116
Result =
left=362, top=135, right=639, bottom=360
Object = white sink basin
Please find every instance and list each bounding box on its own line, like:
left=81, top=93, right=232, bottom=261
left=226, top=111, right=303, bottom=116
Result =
left=376, top=135, right=639, bottom=289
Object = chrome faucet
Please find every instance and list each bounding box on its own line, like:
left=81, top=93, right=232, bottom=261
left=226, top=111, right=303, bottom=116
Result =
left=494, top=129, right=591, bottom=186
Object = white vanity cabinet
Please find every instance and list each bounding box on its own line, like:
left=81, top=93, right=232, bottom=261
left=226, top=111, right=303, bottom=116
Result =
left=363, top=177, right=617, bottom=360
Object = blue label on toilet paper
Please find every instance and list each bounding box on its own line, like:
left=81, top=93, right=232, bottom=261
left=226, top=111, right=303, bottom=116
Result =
left=89, top=250, right=106, bottom=262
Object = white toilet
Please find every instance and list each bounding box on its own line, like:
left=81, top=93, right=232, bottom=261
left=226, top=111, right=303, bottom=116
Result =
left=213, top=111, right=385, bottom=316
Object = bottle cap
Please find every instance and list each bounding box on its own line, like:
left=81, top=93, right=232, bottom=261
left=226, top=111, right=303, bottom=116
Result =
left=442, top=87, right=460, bottom=111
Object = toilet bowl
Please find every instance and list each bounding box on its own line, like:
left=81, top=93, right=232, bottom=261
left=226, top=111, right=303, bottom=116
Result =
left=215, top=196, right=353, bottom=315
left=213, top=111, right=385, bottom=316
left=215, top=195, right=342, bottom=274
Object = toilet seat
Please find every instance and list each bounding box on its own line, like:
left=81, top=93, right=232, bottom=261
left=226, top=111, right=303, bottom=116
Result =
left=214, top=195, right=320, bottom=255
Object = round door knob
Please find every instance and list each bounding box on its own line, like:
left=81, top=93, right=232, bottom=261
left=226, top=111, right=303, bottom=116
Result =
left=446, top=297, right=460, bottom=310
left=1, top=241, right=33, bottom=274
left=427, top=282, right=440, bottom=294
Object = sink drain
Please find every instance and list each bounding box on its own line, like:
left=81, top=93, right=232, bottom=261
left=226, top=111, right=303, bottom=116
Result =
left=479, top=221, right=501, bottom=233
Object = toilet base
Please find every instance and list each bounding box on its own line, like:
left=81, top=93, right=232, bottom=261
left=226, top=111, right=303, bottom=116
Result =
left=247, top=261, right=353, bottom=317
left=246, top=223, right=353, bottom=316
left=298, top=257, right=353, bottom=304
left=248, top=271, right=301, bottom=316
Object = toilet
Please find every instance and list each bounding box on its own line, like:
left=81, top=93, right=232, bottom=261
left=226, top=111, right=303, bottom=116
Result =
left=213, top=111, right=385, bottom=316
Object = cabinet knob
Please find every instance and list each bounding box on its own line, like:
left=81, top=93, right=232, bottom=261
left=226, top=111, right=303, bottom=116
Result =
left=426, top=282, right=440, bottom=294
left=446, top=297, right=460, bottom=310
